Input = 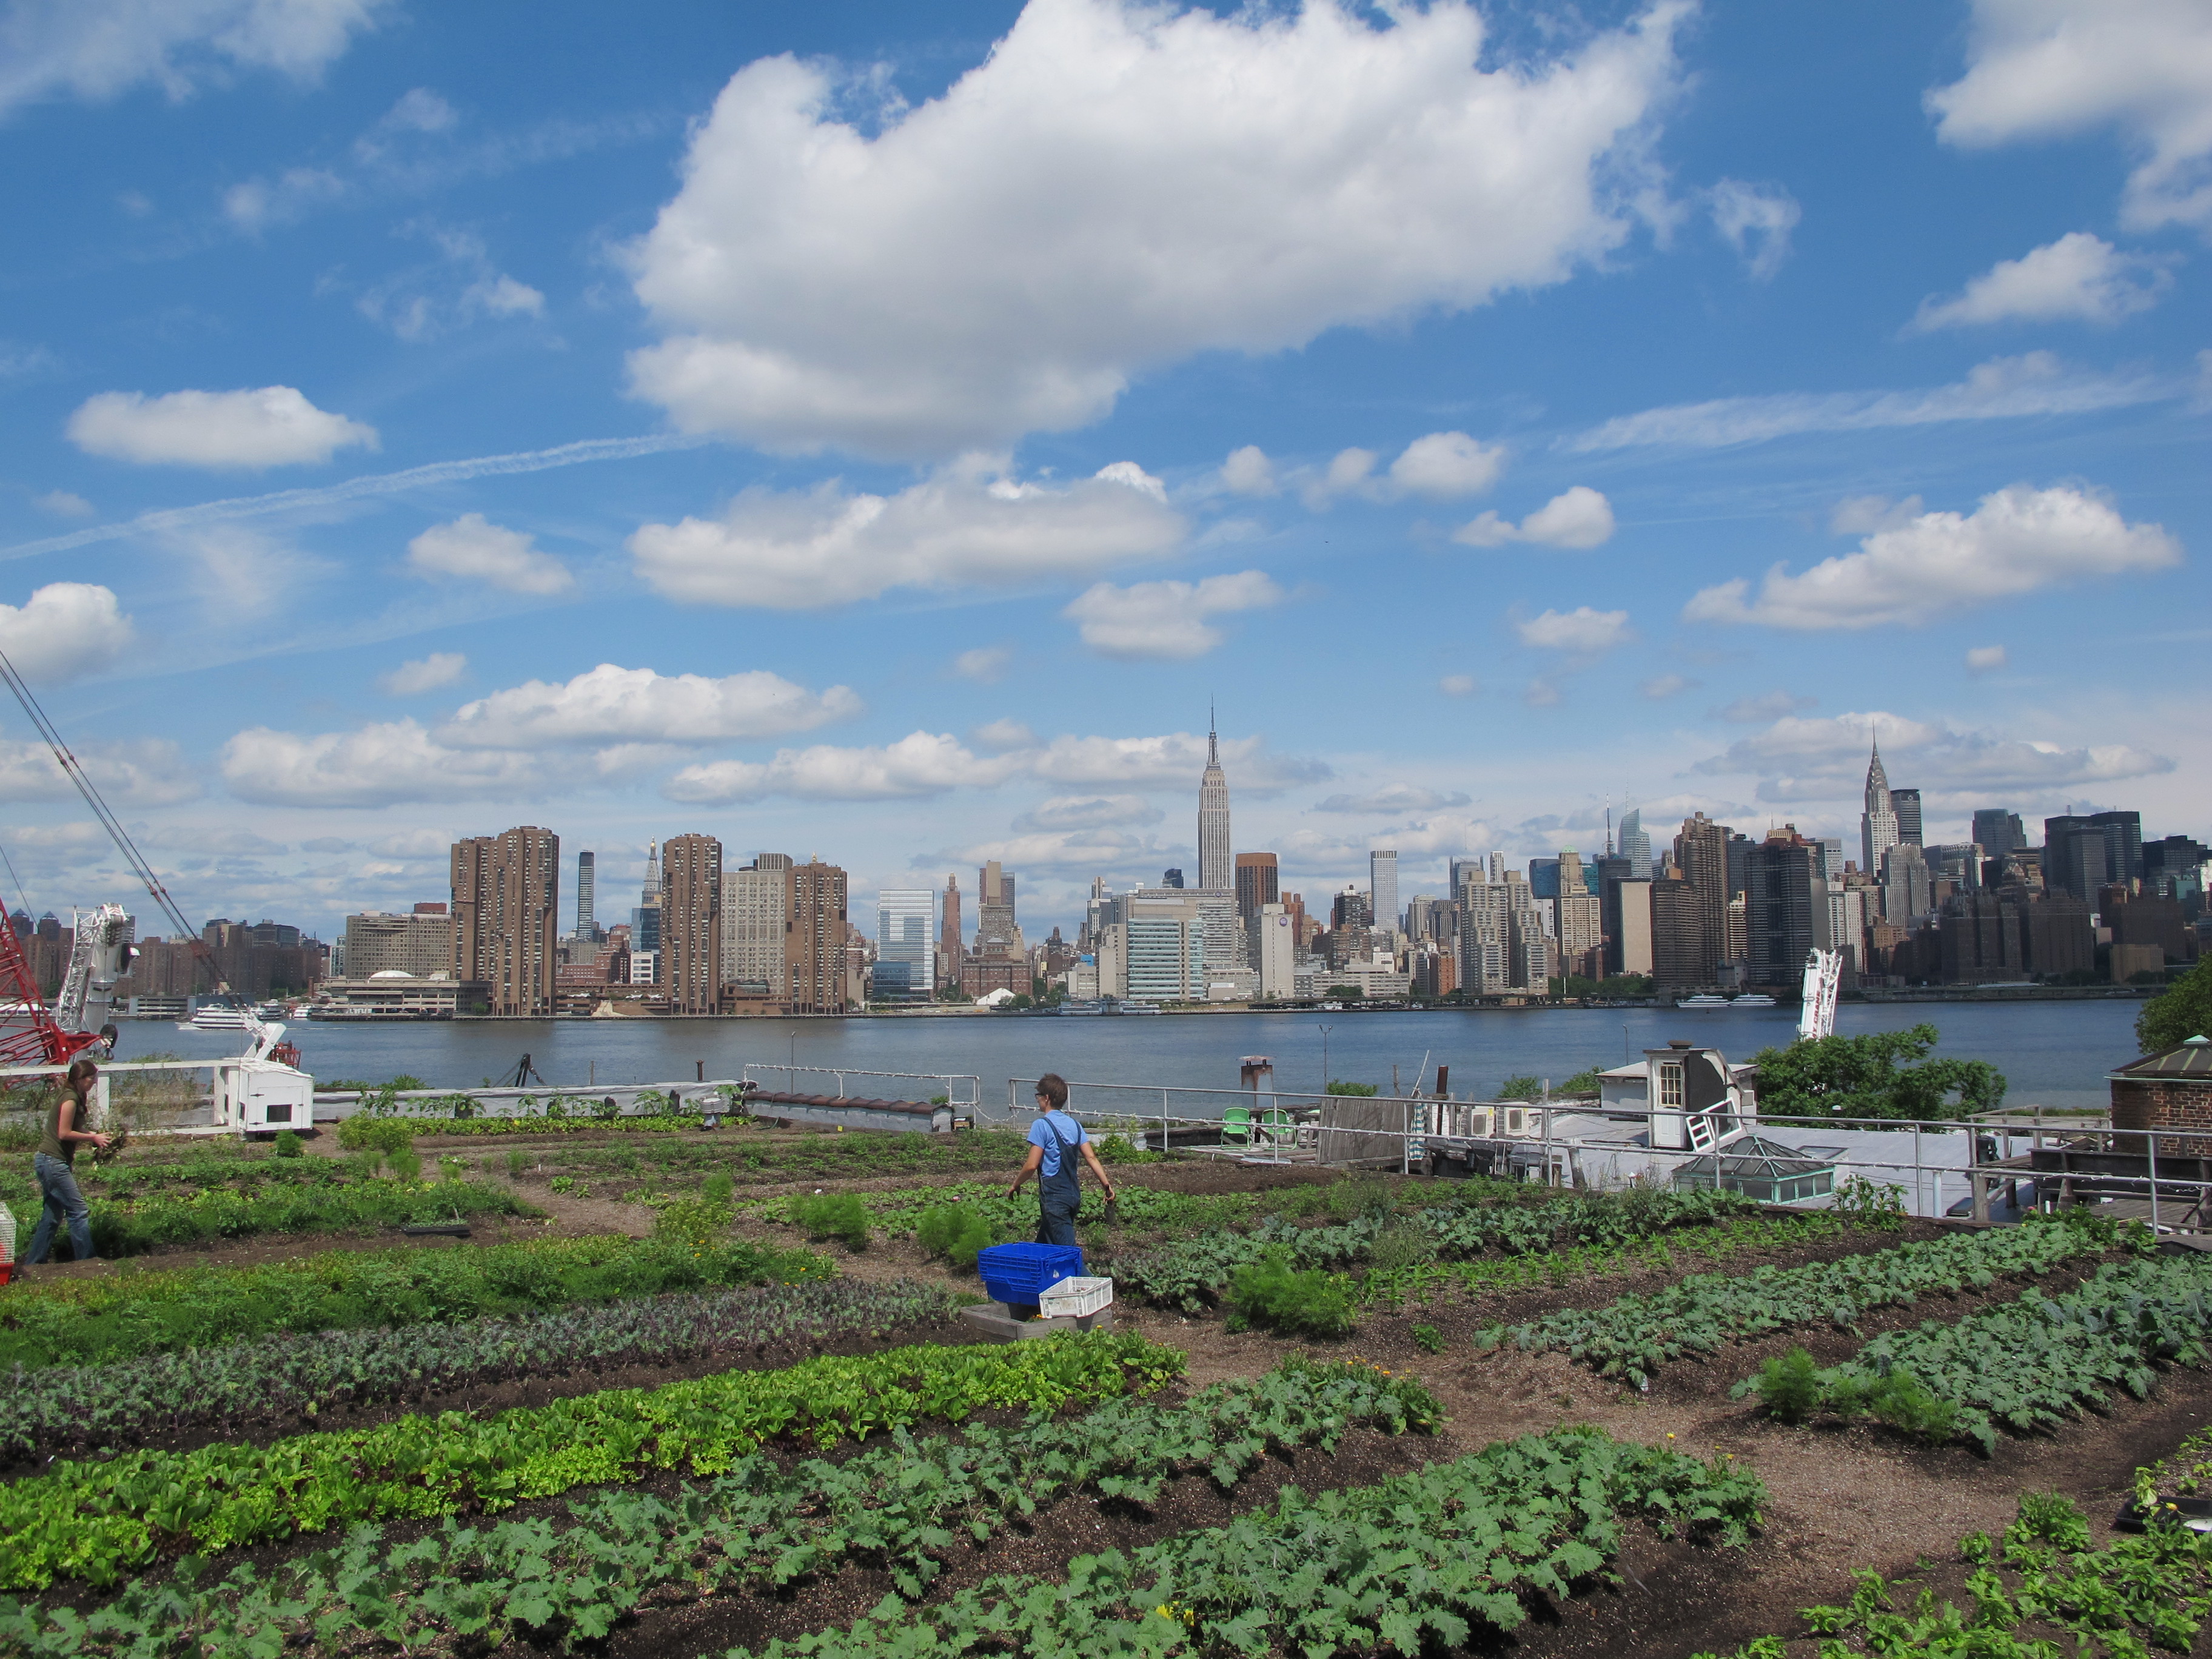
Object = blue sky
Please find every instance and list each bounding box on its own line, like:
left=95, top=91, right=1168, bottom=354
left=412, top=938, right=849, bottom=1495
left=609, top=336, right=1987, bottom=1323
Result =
left=0, top=0, right=2205, bottom=942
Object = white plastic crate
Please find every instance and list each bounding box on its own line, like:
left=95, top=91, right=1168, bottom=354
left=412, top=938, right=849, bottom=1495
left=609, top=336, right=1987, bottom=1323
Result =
left=1038, top=1275, right=1113, bottom=1318
left=0, top=1200, right=15, bottom=1265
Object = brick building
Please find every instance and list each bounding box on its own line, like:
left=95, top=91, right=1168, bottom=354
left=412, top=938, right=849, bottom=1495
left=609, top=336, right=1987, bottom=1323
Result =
left=2110, top=1036, right=2212, bottom=1156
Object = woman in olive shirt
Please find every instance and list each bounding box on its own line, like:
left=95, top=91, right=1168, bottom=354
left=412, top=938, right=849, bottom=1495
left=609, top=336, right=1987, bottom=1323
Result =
left=24, top=1058, right=109, bottom=1266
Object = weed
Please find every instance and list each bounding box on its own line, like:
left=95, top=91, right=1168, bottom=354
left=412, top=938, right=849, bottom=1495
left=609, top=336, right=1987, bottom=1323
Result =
left=916, top=1204, right=1000, bottom=1269
left=2009, top=1491, right=2091, bottom=1552
left=790, top=1192, right=871, bottom=1250
left=1832, top=1175, right=1908, bottom=1229
left=1327, top=1178, right=1395, bottom=1222
left=701, top=1172, right=734, bottom=1206
left=1867, top=1370, right=1959, bottom=1443
left=271, top=1131, right=303, bottom=1159
left=1225, top=1250, right=1356, bottom=1338
left=386, top=1147, right=423, bottom=1184
left=506, top=1149, right=528, bottom=1179
left=1411, top=1323, right=1446, bottom=1354
left=1367, top=1219, right=1438, bottom=1273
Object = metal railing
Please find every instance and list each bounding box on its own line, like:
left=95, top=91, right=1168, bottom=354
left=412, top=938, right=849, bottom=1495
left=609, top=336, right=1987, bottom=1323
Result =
left=744, top=1065, right=980, bottom=1111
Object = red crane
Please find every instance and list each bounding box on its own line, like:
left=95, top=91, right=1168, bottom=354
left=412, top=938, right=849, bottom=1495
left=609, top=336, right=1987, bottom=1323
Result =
left=0, top=899, right=100, bottom=1073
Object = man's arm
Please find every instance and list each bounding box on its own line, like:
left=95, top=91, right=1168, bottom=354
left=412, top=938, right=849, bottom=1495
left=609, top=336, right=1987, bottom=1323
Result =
left=1006, top=1143, right=1044, bottom=1196
left=1079, top=1140, right=1116, bottom=1200
left=55, top=1098, right=109, bottom=1150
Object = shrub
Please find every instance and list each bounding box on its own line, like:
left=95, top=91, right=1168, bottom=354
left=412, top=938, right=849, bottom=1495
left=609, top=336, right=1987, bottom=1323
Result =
left=505, top=1149, right=528, bottom=1179
left=337, top=1116, right=418, bottom=1155
left=271, top=1131, right=303, bottom=1159
left=701, top=1172, right=735, bottom=1206
left=791, top=1192, right=871, bottom=1250
left=1497, top=1074, right=1544, bottom=1101
left=916, top=1204, right=1000, bottom=1269
left=1226, top=1250, right=1355, bottom=1338
left=1751, top=1347, right=1822, bottom=1423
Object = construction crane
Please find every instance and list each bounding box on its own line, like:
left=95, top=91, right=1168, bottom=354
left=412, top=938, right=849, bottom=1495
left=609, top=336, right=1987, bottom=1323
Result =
left=1798, top=948, right=1842, bottom=1042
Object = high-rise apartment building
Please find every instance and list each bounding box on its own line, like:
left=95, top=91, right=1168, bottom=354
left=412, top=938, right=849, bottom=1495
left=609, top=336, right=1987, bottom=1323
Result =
left=937, top=876, right=962, bottom=987
left=1860, top=739, right=1899, bottom=877
left=1455, top=865, right=1508, bottom=994
left=343, top=909, right=452, bottom=979
left=788, top=859, right=849, bottom=1013
left=1552, top=850, right=1603, bottom=980
left=1369, top=850, right=1399, bottom=936
left=722, top=853, right=793, bottom=1002
left=1673, top=811, right=1731, bottom=984
left=1501, top=867, right=1550, bottom=990
left=450, top=826, right=560, bottom=1016
left=1892, top=788, right=1923, bottom=847
left=1234, top=853, right=1279, bottom=919
left=875, top=888, right=936, bottom=1002
left=1198, top=716, right=1232, bottom=891
left=573, top=851, right=597, bottom=940
left=1651, top=872, right=1705, bottom=990
left=660, top=834, right=722, bottom=1014
left=1745, top=826, right=1818, bottom=987
left=975, top=860, right=1022, bottom=954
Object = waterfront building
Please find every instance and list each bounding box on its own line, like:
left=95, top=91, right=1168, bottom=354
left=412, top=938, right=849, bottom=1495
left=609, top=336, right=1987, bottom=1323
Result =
left=450, top=826, right=560, bottom=1017
left=1249, top=900, right=1296, bottom=999
left=1552, top=850, right=1603, bottom=981
left=722, top=853, right=793, bottom=1004
left=661, top=834, right=722, bottom=1015
left=1674, top=811, right=1732, bottom=984
left=1369, top=850, right=1399, bottom=937
left=789, top=859, right=850, bottom=1013
left=1095, top=888, right=1206, bottom=1002
left=342, top=907, right=452, bottom=979
left=1744, top=826, right=1818, bottom=988
left=1235, top=852, right=1279, bottom=919
left=1198, top=714, right=1232, bottom=892
left=876, top=887, right=936, bottom=1002
left=1651, top=872, right=1704, bottom=990
left=1860, top=739, right=1899, bottom=879
left=1455, top=864, right=1507, bottom=994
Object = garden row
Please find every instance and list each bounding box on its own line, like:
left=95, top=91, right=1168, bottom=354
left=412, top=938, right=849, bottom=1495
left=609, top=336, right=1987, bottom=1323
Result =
left=0, top=1388, right=1761, bottom=1659
left=0, top=1275, right=958, bottom=1459
left=0, top=1329, right=1184, bottom=1589
left=0, top=1230, right=826, bottom=1370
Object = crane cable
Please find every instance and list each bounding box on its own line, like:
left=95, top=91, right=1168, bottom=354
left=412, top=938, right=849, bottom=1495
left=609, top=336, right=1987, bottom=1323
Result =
left=0, top=643, right=229, bottom=997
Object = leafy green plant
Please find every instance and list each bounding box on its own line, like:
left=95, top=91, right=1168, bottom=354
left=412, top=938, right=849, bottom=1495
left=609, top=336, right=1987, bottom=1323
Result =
left=1750, top=1023, right=2006, bottom=1122
left=916, top=1203, right=1003, bottom=1269
left=549, top=1175, right=587, bottom=1196
left=1559, top=1066, right=1604, bottom=1096
left=386, top=1145, right=423, bottom=1182
left=505, top=1148, right=528, bottom=1179
left=1751, top=1347, right=1822, bottom=1422
left=789, top=1191, right=871, bottom=1249
left=270, top=1131, right=303, bottom=1159
left=336, top=1114, right=417, bottom=1153
left=1497, top=1074, right=1544, bottom=1100
left=1411, top=1323, right=1446, bottom=1354
left=1832, top=1174, right=1908, bottom=1227
left=1226, top=1250, right=1356, bottom=1338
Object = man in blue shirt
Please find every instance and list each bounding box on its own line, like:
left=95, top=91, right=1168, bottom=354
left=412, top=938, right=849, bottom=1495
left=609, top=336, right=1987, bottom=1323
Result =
left=1006, top=1071, right=1117, bottom=1246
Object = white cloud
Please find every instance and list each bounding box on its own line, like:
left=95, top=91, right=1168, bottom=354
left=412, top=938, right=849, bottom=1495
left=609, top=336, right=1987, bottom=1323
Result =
left=222, top=166, right=344, bottom=232
left=1911, top=232, right=2176, bottom=330
left=1966, top=643, right=2009, bottom=672
left=1708, top=178, right=1801, bottom=280
left=1926, top=0, right=2212, bottom=234
left=1062, top=569, right=1282, bottom=659
left=665, top=731, right=1020, bottom=803
left=1028, top=731, right=1329, bottom=793
left=0, top=736, right=198, bottom=805
left=0, top=582, right=133, bottom=682
left=625, top=0, right=1687, bottom=457
left=66, top=385, right=377, bottom=469
left=378, top=652, right=467, bottom=695
left=0, top=0, right=386, bottom=119
left=1640, top=672, right=1696, bottom=699
left=353, top=224, right=545, bottom=341
left=1716, top=689, right=1817, bottom=723
left=931, top=828, right=1160, bottom=875
left=1012, top=793, right=1164, bottom=831
left=1572, top=352, right=2163, bottom=450
left=952, top=645, right=1013, bottom=683
left=406, top=514, right=573, bottom=595
left=1696, top=709, right=2173, bottom=802
left=971, top=718, right=1037, bottom=752
left=1313, top=785, right=1471, bottom=815
left=1385, top=432, right=1507, bottom=500
left=440, top=663, right=860, bottom=748
left=31, top=491, right=92, bottom=518
left=1829, top=494, right=1925, bottom=534
left=221, top=719, right=545, bottom=807
left=1438, top=674, right=1478, bottom=697
left=1219, top=445, right=1277, bottom=497
left=366, top=827, right=450, bottom=859
left=1453, top=486, right=1615, bottom=549
left=631, top=456, right=1183, bottom=609
left=1301, top=447, right=1379, bottom=511
left=1515, top=606, right=1631, bottom=654
left=1684, top=484, right=2181, bottom=630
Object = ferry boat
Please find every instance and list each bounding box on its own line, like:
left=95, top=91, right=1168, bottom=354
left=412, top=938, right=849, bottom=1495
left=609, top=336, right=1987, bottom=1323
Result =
left=1729, top=993, right=1778, bottom=1008
left=178, top=1004, right=253, bottom=1031
left=1675, top=993, right=1731, bottom=1008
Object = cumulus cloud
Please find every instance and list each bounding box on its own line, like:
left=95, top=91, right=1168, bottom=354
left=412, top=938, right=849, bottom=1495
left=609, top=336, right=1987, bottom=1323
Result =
left=222, top=166, right=344, bottom=232
left=625, top=0, right=1687, bottom=457
left=378, top=652, right=467, bottom=695
left=1684, top=484, right=2181, bottom=630
left=1455, top=485, right=1616, bottom=549
left=440, top=663, right=860, bottom=748
left=1028, top=731, right=1330, bottom=793
left=0, top=736, right=198, bottom=805
left=1966, top=643, right=2009, bottom=672
left=631, top=456, right=1183, bottom=609
left=665, top=731, right=1020, bottom=803
left=221, top=719, right=545, bottom=806
left=1708, top=178, right=1801, bottom=280
left=66, top=385, right=378, bottom=469
left=1715, top=689, right=1817, bottom=722
left=1640, top=672, right=1696, bottom=699
left=1012, top=793, right=1164, bottom=831
left=32, top=491, right=93, bottom=518
left=1438, top=674, right=1478, bottom=697
left=952, top=645, right=1013, bottom=683
left=0, top=582, right=133, bottom=682
left=1219, top=445, right=1277, bottom=497
left=971, top=718, right=1038, bottom=752
left=1062, top=569, right=1283, bottom=659
left=1304, top=432, right=1506, bottom=508
left=0, top=0, right=386, bottom=119
left=1926, top=0, right=2212, bottom=235
left=1695, top=709, right=2173, bottom=802
left=931, top=828, right=1161, bottom=875
left=1911, top=232, right=2176, bottom=330
left=1829, top=494, right=1925, bottom=534
left=406, top=514, right=573, bottom=595
left=1313, top=785, right=1471, bottom=814
left=1515, top=606, right=1631, bottom=654
left=1573, top=352, right=2163, bottom=450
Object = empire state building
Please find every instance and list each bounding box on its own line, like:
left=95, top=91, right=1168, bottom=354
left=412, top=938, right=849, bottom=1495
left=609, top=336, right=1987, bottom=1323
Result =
left=1198, top=713, right=1232, bottom=891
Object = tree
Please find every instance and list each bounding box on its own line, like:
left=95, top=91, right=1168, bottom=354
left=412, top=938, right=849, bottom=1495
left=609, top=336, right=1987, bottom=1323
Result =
left=1324, top=985, right=1365, bottom=1000
left=1496, top=1074, right=1544, bottom=1101
left=1750, top=1024, right=2005, bottom=1123
left=1324, top=1080, right=1379, bottom=1096
left=2139, top=959, right=2212, bottom=1054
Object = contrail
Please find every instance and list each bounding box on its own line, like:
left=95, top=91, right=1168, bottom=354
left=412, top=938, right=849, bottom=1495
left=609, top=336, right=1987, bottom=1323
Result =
left=2, top=431, right=716, bottom=561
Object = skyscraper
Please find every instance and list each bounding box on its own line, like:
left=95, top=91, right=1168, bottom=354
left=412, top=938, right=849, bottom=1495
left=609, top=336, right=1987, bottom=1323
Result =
left=573, top=850, right=597, bottom=940
left=1617, top=809, right=1652, bottom=880
left=1891, top=788, right=1923, bottom=848
left=788, top=859, right=849, bottom=1013
left=450, top=826, right=560, bottom=1016
left=722, top=853, right=792, bottom=1002
left=1552, top=850, right=1602, bottom=980
left=1674, top=812, right=1731, bottom=983
left=661, top=833, right=723, bottom=1014
left=1972, top=809, right=2025, bottom=858
left=631, top=840, right=663, bottom=976
left=938, top=876, right=962, bottom=987
left=1198, top=712, right=1232, bottom=891
left=1234, top=853, right=1279, bottom=919
left=1369, top=850, right=1398, bottom=936
left=1746, top=826, right=1819, bottom=987
left=875, top=888, right=936, bottom=1002
left=975, top=860, right=1022, bottom=954
left=1860, top=737, right=1899, bottom=876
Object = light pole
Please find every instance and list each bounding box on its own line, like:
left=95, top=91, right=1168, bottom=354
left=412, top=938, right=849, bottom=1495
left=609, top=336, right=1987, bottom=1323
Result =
left=1318, top=1023, right=1335, bottom=1095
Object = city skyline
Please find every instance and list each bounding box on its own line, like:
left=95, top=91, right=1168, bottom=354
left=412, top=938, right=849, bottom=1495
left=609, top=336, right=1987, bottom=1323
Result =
left=0, top=1, right=2204, bottom=945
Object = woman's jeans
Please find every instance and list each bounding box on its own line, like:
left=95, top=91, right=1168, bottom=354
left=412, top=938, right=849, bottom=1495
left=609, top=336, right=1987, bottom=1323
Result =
left=25, top=1153, right=93, bottom=1264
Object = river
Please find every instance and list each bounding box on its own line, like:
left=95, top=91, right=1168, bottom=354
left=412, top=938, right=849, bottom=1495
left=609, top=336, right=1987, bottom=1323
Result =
left=118, top=999, right=2147, bottom=1114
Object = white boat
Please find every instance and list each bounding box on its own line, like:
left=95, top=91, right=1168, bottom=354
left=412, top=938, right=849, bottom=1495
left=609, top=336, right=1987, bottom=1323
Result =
left=1676, top=993, right=1731, bottom=1008
left=178, top=1004, right=252, bottom=1031
left=1729, top=993, right=1778, bottom=1008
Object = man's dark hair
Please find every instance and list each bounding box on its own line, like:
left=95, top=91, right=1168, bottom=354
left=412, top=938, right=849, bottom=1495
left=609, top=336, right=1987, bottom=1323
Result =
left=1035, top=1073, right=1068, bottom=1111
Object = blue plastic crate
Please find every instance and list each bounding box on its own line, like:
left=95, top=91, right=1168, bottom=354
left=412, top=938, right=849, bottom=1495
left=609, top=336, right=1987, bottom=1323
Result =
left=977, top=1242, right=1085, bottom=1306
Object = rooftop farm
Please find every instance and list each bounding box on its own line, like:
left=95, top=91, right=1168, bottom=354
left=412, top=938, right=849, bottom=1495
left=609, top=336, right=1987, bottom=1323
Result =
left=1, top=1081, right=2208, bottom=1659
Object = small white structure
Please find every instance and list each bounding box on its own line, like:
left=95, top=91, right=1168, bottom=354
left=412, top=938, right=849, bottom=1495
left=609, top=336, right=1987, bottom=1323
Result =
left=976, top=987, right=1017, bottom=1008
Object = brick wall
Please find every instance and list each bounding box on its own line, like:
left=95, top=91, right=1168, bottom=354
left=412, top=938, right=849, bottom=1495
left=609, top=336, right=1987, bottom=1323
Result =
left=2111, top=1076, right=2212, bottom=1158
